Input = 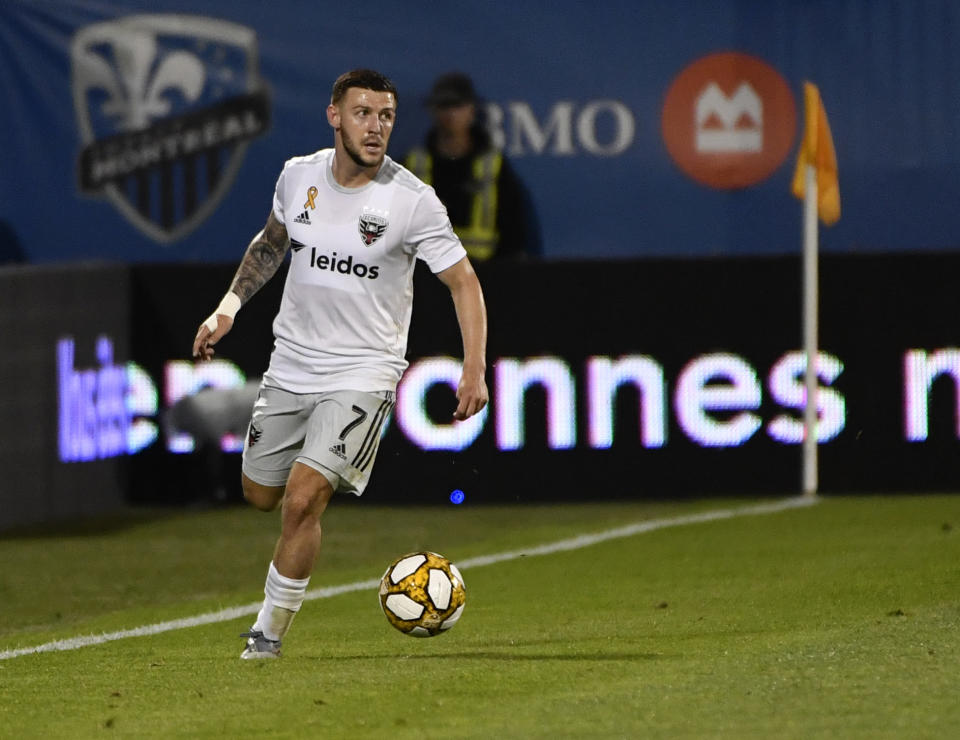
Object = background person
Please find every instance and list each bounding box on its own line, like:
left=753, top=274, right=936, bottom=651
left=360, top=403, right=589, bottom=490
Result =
left=165, top=379, right=262, bottom=504
left=404, top=72, right=539, bottom=261
left=192, top=68, right=489, bottom=659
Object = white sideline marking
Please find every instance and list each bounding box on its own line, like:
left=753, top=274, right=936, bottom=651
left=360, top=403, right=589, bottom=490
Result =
left=0, top=496, right=817, bottom=661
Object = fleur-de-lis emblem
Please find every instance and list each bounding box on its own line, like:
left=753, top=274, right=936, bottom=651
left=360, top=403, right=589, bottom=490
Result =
left=71, top=15, right=270, bottom=243
left=75, top=29, right=205, bottom=132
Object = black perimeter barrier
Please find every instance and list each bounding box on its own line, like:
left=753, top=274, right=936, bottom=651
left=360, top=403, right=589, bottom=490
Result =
left=2, top=254, right=959, bottom=529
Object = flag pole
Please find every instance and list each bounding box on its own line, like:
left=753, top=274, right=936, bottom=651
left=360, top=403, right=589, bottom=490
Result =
left=794, top=80, right=839, bottom=497
left=802, top=162, right=819, bottom=497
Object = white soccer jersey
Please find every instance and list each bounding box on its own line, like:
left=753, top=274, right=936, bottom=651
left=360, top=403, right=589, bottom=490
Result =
left=262, top=149, right=466, bottom=394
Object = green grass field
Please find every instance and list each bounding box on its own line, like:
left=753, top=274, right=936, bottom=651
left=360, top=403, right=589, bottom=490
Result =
left=0, top=494, right=958, bottom=738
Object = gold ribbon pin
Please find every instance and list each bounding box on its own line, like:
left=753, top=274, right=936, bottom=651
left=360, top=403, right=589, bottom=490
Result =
left=304, top=186, right=318, bottom=210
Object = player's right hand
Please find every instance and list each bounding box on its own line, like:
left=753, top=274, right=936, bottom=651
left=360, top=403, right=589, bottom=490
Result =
left=192, top=313, right=234, bottom=361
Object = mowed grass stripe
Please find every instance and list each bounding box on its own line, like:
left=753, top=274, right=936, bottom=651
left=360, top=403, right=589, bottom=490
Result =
left=0, top=495, right=815, bottom=662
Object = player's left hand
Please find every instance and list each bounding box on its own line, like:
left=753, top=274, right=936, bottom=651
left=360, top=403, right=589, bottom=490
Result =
left=454, top=369, right=488, bottom=420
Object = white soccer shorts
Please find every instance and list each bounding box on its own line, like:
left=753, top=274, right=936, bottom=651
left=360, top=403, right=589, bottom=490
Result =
left=242, top=385, right=395, bottom=495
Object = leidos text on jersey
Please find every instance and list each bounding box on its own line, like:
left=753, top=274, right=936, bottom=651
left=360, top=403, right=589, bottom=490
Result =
left=309, top=248, right=381, bottom=279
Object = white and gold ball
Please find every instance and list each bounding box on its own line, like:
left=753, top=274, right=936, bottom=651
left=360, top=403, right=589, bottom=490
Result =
left=378, top=551, right=466, bottom=637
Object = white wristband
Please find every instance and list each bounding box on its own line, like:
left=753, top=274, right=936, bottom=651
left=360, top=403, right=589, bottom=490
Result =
left=203, top=292, right=242, bottom=333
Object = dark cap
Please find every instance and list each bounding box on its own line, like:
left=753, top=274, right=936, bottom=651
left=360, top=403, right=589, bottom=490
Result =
left=426, top=73, right=477, bottom=107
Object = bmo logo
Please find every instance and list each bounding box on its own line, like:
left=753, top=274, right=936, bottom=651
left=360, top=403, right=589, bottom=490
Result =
left=661, top=51, right=797, bottom=189
left=486, top=100, right=635, bottom=157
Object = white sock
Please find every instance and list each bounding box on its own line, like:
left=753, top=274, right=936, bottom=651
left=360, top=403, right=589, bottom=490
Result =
left=252, top=562, right=311, bottom=642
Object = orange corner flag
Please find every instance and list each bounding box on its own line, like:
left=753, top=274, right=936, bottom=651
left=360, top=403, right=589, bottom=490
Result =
left=791, top=81, right=840, bottom=226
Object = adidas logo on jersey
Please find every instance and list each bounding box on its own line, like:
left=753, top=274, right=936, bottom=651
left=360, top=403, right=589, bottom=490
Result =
left=329, top=442, right=347, bottom=460
left=294, top=210, right=311, bottom=225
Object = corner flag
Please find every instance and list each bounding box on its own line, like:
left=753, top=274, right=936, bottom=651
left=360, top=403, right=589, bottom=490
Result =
left=791, top=81, right=840, bottom=225
left=792, top=81, right=840, bottom=498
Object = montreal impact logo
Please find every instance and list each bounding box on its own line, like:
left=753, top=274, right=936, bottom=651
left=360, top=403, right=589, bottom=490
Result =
left=71, top=14, right=271, bottom=243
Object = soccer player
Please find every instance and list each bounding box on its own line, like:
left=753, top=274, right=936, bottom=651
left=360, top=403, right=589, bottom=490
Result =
left=192, top=69, right=489, bottom=659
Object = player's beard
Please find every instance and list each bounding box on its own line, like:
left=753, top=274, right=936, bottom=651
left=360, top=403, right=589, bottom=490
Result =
left=341, top=126, right=384, bottom=170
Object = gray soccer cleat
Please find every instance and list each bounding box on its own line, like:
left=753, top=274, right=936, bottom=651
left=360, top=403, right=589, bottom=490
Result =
left=239, top=630, right=281, bottom=659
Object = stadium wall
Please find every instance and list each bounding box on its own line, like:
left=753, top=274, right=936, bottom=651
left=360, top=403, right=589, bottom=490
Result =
left=2, top=0, right=960, bottom=263
left=3, top=256, right=959, bottom=529
left=0, top=265, right=130, bottom=530
left=4, top=0, right=960, bottom=527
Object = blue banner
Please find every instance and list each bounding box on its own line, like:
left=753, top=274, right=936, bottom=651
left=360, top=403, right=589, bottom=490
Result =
left=2, top=0, right=959, bottom=263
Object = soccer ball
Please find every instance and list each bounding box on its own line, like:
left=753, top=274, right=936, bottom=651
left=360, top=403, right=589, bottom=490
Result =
left=378, top=551, right=466, bottom=637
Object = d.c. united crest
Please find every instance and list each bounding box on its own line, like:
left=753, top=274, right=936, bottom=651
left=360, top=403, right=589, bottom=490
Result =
left=359, top=212, right=388, bottom=246
left=71, top=14, right=271, bottom=243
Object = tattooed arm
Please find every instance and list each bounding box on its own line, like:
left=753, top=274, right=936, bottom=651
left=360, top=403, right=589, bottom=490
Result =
left=192, top=211, right=290, bottom=360
left=226, top=210, right=290, bottom=304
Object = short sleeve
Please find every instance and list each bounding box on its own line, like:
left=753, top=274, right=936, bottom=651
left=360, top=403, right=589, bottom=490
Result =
left=271, top=165, right=287, bottom=223
left=408, top=187, right=468, bottom=273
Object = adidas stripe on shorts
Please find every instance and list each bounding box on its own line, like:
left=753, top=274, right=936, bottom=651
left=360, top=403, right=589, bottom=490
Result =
left=242, top=385, right=395, bottom=495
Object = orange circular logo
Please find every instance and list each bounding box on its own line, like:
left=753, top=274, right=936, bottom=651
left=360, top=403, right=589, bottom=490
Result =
left=661, top=51, right=796, bottom=189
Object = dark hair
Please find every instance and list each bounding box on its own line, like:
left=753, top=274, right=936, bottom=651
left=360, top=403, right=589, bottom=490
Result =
left=331, top=69, right=399, bottom=105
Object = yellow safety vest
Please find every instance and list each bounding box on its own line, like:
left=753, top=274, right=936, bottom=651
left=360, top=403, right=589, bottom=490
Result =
left=405, top=148, right=502, bottom=261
